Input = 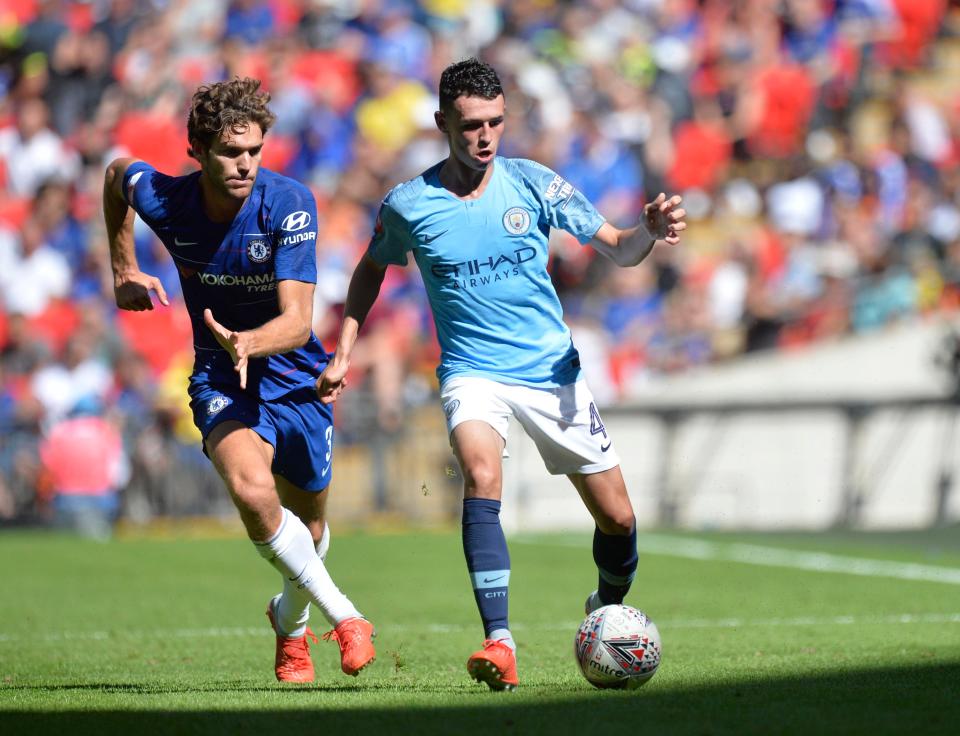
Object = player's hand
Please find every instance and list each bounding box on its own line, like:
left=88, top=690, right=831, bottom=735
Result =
left=204, top=308, right=250, bottom=390
left=113, top=270, right=169, bottom=311
left=643, top=193, right=686, bottom=245
left=316, top=360, right=349, bottom=404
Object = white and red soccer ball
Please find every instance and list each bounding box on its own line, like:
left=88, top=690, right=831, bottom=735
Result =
left=574, top=604, right=662, bottom=689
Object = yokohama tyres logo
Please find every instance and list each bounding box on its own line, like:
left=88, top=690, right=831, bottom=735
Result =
left=281, top=210, right=311, bottom=231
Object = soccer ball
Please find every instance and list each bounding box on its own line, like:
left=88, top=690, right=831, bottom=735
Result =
left=574, top=604, right=662, bottom=689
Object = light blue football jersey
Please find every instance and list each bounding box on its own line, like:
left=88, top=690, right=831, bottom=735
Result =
left=369, top=157, right=605, bottom=387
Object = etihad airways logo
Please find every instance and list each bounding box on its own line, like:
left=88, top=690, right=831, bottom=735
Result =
left=431, top=246, right=536, bottom=279
left=431, top=246, right=537, bottom=290
left=198, top=272, right=276, bottom=292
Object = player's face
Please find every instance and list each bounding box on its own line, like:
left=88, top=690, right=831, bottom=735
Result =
left=437, top=94, right=505, bottom=171
left=197, top=123, right=263, bottom=202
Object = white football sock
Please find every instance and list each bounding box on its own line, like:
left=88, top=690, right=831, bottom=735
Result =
left=488, top=628, right=516, bottom=653
left=256, top=510, right=359, bottom=634
left=316, top=521, right=330, bottom=562
left=274, top=521, right=330, bottom=636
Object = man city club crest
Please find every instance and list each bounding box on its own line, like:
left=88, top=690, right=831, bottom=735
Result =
left=247, top=239, right=271, bottom=263
left=502, top=207, right=531, bottom=235
left=207, top=395, right=230, bottom=416
left=444, top=399, right=461, bottom=419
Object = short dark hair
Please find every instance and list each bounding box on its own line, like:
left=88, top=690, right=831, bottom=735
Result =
left=438, top=58, right=503, bottom=111
left=187, top=77, right=276, bottom=159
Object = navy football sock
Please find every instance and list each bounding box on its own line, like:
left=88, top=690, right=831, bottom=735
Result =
left=593, top=524, right=638, bottom=605
left=462, top=498, right=510, bottom=637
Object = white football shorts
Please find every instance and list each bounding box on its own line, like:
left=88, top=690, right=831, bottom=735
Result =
left=439, top=375, right=621, bottom=476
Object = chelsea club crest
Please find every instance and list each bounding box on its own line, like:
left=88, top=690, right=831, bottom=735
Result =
left=247, top=239, right=271, bottom=263
left=207, top=395, right=230, bottom=416
left=502, top=207, right=531, bottom=235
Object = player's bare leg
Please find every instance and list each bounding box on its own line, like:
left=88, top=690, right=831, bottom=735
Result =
left=569, top=465, right=635, bottom=535
left=206, top=421, right=280, bottom=539
left=206, top=421, right=374, bottom=679
left=453, top=420, right=505, bottom=503
left=454, top=421, right=519, bottom=690
left=278, top=477, right=331, bottom=565
left=569, top=467, right=638, bottom=614
left=278, top=477, right=328, bottom=551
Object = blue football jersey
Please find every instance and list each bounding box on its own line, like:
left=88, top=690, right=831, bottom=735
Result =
left=369, top=156, right=605, bottom=387
left=123, top=162, right=327, bottom=400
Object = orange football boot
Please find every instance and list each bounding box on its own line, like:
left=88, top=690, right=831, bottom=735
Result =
left=322, top=617, right=376, bottom=676
left=467, top=639, right=519, bottom=691
left=266, top=597, right=318, bottom=683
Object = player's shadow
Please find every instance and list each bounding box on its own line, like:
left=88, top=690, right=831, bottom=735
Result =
left=4, top=680, right=478, bottom=695
left=2, top=661, right=958, bottom=735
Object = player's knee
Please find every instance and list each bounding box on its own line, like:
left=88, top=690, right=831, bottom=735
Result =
left=226, top=469, right=276, bottom=510
left=597, top=510, right=635, bottom=536
left=462, top=462, right=501, bottom=497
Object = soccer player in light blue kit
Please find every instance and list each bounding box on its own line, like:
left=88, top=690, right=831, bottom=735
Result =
left=102, top=78, right=375, bottom=683
left=319, top=59, right=686, bottom=691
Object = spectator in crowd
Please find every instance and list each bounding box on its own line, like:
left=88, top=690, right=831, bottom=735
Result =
left=0, top=216, right=71, bottom=317
left=0, top=312, right=52, bottom=378
left=0, top=98, right=80, bottom=197
left=29, top=330, right=112, bottom=424
left=38, top=396, right=127, bottom=539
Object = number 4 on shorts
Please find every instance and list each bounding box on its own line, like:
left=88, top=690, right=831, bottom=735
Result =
left=589, top=402, right=607, bottom=439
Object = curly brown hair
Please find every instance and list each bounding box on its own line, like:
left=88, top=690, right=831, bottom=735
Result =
left=186, top=77, right=276, bottom=159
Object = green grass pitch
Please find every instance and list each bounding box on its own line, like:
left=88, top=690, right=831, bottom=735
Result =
left=1, top=527, right=958, bottom=735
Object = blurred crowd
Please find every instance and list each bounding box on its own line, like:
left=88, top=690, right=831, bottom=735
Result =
left=1, top=0, right=959, bottom=527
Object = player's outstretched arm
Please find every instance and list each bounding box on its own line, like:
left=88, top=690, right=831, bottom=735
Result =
left=205, top=279, right=315, bottom=390
left=317, top=253, right=388, bottom=404
left=589, top=193, right=686, bottom=268
left=103, top=157, right=168, bottom=311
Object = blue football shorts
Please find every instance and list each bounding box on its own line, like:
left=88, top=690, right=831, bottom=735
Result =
left=189, top=384, right=334, bottom=492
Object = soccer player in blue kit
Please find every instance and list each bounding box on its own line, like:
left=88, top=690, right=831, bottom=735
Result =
left=317, top=59, right=686, bottom=690
left=102, top=78, right=375, bottom=683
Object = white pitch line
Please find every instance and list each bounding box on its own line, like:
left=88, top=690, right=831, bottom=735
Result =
left=655, top=612, right=960, bottom=630
left=1, top=613, right=959, bottom=644
left=513, top=534, right=960, bottom=585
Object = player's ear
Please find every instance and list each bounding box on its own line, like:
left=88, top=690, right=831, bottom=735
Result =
left=434, top=110, right=446, bottom=133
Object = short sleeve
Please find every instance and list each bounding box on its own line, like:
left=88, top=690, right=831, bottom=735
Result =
left=518, top=159, right=605, bottom=245
left=272, top=185, right=319, bottom=283
left=367, top=200, right=414, bottom=266
left=122, top=161, right=165, bottom=225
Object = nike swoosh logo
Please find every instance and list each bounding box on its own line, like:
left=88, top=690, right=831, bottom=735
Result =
left=174, top=236, right=198, bottom=246
left=601, top=442, right=612, bottom=452
left=321, top=462, right=331, bottom=476
left=483, top=575, right=505, bottom=584
left=422, top=230, right=448, bottom=244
